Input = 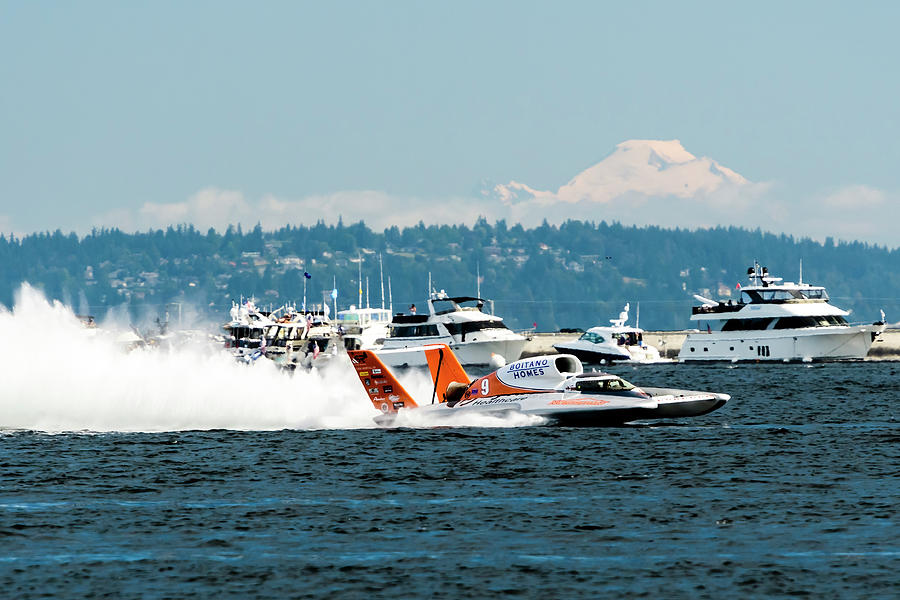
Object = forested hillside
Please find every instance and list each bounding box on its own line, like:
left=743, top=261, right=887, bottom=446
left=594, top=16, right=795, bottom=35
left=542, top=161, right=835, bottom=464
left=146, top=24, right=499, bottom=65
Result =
left=2, top=219, right=898, bottom=331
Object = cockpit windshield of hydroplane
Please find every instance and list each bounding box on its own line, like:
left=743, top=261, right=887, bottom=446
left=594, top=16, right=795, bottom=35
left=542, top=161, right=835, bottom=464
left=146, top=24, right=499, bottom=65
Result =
left=568, top=375, right=637, bottom=394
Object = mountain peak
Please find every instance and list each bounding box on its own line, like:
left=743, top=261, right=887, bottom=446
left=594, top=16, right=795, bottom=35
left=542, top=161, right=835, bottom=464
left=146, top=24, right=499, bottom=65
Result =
left=492, top=139, right=750, bottom=205
left=615, top=139, right=696, bottom=165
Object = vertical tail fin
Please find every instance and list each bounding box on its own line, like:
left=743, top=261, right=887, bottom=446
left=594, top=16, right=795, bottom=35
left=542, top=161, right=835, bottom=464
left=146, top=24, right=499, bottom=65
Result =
left=348, top=350, right=418, bottom=413
left=423, top=344, right=470, bottom=404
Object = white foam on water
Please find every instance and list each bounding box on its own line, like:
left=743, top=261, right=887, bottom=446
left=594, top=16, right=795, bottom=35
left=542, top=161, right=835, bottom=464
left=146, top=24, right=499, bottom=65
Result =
left=0, top=284, right=541, bottom=432
left=0, top=284, right=378, bottom=432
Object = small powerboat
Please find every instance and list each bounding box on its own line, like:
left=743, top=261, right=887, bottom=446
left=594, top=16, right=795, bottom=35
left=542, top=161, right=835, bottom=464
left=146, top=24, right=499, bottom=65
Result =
left=554, top=303, right=664, bottom=364
left=349, top=344, right=728, bottom=427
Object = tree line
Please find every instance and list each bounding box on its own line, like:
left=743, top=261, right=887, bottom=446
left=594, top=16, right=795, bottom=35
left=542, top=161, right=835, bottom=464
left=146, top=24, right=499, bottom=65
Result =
left=1, top=219, right=897, bottom=331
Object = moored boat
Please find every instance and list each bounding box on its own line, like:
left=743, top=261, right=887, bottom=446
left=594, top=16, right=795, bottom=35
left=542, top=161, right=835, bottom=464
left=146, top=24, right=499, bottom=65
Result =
left=679, top=262, right=886, bottom=362
left=553, top=303, right=664, bottom=364
left=379, top=291, right=526, bottom=367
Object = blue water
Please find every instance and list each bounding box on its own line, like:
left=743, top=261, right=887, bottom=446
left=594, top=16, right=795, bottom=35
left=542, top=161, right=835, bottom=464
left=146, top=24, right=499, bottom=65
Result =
left=2, top=362, right=898, bottom=598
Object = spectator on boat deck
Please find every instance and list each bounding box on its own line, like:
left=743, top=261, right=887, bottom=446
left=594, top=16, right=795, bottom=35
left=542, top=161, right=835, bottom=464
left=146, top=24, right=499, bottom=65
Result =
left=409, top=304, right=417, bottom=315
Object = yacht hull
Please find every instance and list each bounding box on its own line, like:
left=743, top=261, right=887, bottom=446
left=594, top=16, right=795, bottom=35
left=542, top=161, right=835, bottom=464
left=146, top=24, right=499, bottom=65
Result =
left=381, top=337, right=527, bottom=367
left=679, top=324, right=883, bottom=362
left=552, top=344, right=630, bottom=364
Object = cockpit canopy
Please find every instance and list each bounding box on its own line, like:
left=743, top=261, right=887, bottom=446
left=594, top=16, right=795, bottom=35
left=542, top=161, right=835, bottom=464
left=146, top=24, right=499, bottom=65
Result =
left=564, top=373, right=637, bottom=393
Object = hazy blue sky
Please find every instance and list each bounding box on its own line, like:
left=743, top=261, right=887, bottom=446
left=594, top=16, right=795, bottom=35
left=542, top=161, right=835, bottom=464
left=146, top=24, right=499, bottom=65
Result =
left=2, top=1, right=899, bottom=245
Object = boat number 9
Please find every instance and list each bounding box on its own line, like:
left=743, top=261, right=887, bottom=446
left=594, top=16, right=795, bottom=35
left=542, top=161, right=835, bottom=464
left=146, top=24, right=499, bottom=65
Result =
left=481, top=379, right=489, bottom=396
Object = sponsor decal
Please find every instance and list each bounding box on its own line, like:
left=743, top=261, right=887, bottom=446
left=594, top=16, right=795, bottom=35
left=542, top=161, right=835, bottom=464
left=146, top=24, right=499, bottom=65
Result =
left=507, top=358, right=549, bottom=380
left=364, top=378, right=371, bottom=386
left=383, top=385, right=393, bottom=394
left=458, top=394, right=527, bottom=408
left=380, top=402, right=389, bottom=412
left=374, top=379, right=388, bottom=385
left=359, top=371, right=369, bottom=377
left=508, top=358, right=550, bottom=372
left=549, top=399, right=610, bottom=406
left=468, top=396, right=525, bottom=407
left=368, top=387, right=379, bottom=394
left=392, top=401, right=404, bottom=410
left=372, top=368, right=382, bottom=375
left=350, top=354, right=364, bottom=364
left=388, top=394, right=400, bottom=401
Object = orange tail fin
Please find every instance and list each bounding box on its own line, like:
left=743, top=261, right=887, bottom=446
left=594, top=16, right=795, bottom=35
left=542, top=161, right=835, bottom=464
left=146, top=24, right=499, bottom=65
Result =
left=348, top=350, right=418, bottom=413
left=423, top=344, right=471, bottom=403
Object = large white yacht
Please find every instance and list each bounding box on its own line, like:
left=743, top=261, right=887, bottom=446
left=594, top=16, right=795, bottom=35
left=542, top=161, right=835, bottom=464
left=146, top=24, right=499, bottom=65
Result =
left=222, top=300, right=275, bottom=360
left=553, top=303, right=664, bottom=364
left=335, top=306, right=391, bottom=351
left=679, top=263, right=886, bottom=362
left=379, top=291, right=527, bottom=367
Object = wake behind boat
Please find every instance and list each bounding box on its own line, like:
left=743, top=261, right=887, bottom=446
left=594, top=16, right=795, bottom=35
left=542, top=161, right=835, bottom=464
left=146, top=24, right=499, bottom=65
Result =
left=349, top=344, right=729, bottom=427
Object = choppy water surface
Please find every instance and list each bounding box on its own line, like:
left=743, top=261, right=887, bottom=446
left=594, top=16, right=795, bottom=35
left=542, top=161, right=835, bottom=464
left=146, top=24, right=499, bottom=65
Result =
left=2, top=362, right=897, bottom=598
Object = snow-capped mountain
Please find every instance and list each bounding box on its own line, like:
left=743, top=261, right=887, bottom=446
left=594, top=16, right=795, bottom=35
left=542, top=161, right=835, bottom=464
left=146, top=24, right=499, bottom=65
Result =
left=492, top=139, right=751, bottom=205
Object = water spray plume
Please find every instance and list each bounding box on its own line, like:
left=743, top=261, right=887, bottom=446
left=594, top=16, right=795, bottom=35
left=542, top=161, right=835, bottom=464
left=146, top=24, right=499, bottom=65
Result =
left=0, top=284, right=537, bottom=432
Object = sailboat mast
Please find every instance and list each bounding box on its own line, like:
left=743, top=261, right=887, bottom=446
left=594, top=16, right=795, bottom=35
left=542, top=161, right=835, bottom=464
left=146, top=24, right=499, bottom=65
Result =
left=379, top=253, right=385, bottom=310
left=302, top=263, right=307, bottom=312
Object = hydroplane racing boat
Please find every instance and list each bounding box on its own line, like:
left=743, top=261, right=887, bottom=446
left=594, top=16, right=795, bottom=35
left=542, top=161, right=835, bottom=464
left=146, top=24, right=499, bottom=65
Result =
left=349, top=344, right=729, bottom=427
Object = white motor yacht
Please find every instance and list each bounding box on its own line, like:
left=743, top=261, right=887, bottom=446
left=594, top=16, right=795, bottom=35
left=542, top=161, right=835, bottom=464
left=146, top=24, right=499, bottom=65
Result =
left=222, top=300, right=275, bottom=360
left=379, top=291, right=527, bottom=367
left=679, top=262, right=886, bottom=362
left=553, top=303, right=664, bottom=364
left=336, top=306, right=391, bottom=351
left=262, top=309, right=339, bottom=369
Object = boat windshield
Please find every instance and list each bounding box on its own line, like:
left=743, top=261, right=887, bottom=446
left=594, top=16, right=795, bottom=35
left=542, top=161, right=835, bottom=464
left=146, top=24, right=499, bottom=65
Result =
left=578, top=332, right=606, bottom=344
left=573, top=377, right=635, bottom=393
left=431, top=299, right=459, bottom=315
left=741, top=287, right=829, bottom=303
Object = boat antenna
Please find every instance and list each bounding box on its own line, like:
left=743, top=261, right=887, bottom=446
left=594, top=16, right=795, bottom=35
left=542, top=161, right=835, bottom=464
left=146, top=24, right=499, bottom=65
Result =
left=357, top=252, right=363, bottom=307
left=428, top=271, right=432, bottom=298
left=379, top=253, right=385, bottom=310
left=388, top=276, right=393, bottom=314
left=366, top=276, right=370, bottom=308
left=476, top=261, right=481, bottom=298
left=635, top=302, right=640, bottom=329
left=799, top=258, right=803, bottom=285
